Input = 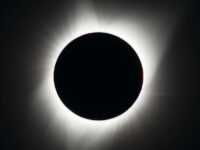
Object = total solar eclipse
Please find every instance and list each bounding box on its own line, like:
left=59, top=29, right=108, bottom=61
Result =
left=54, top=33, right=143, bottom=120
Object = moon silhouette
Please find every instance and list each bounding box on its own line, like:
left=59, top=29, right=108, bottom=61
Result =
left=54, top=33, right=143, bottom=120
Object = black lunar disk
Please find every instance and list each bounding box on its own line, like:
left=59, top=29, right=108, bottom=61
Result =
left=54, top=33, right=143, bottom=120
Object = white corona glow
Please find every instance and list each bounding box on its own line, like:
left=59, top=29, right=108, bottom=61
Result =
left=31, top=1, right=181, bottom=150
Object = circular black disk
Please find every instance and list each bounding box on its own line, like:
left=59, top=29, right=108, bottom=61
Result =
left=54, top=32, right=143, bottom=120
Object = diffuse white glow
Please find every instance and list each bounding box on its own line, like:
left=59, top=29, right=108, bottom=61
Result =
left=31, top=1, right=182, bottom=150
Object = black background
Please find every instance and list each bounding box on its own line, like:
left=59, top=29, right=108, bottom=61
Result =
left=0, top=0, right=200, bottom=150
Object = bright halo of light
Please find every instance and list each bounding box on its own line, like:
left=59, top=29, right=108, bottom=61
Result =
left=31, top=1, right=181, bottom=149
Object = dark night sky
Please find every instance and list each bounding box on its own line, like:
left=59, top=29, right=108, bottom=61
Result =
left=0, top=0, right=200, bottom=150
